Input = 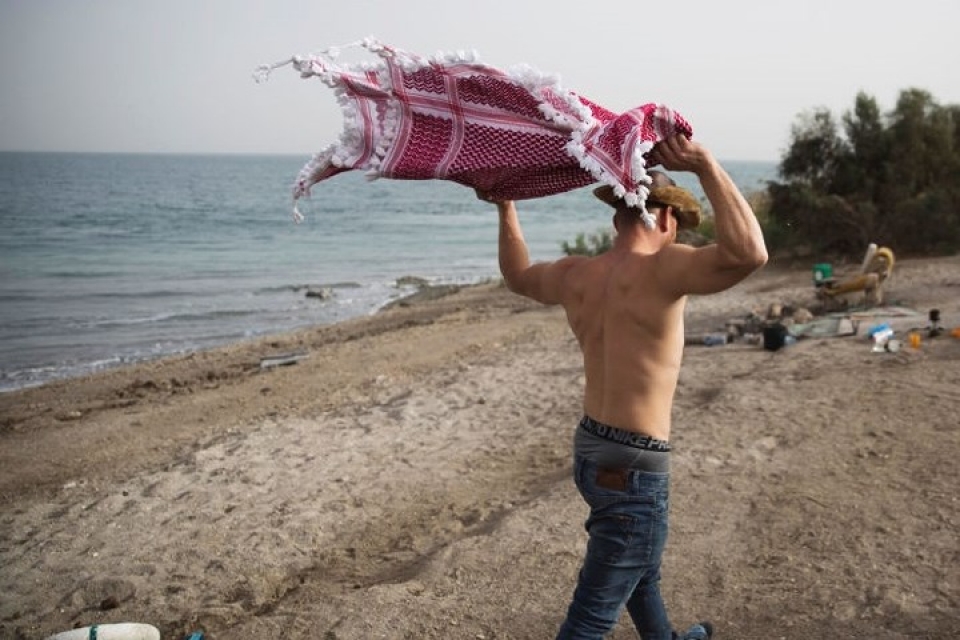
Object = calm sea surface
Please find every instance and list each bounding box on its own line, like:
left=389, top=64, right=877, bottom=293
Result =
left=0, top=152, right=777, bottom=391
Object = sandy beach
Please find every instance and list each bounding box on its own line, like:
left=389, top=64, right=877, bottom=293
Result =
left=1, top=255, right=958, bottom=640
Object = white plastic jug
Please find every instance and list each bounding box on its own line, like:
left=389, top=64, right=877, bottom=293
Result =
left=47, top=623, right=161, bottom=640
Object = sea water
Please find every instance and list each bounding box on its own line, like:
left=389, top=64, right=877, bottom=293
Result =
left=0, top=152, right=777, bottom=391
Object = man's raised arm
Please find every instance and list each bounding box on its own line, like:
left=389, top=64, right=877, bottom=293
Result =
left=494, top=200, right=582, bottom=305
left=651, top=135, right=768, bottom=295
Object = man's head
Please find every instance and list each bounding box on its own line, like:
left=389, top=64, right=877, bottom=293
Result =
left=593, top=171, right=702, bottom=231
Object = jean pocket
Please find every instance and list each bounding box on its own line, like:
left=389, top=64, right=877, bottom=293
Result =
left=576, top=458, right=658, bottom=505
left=595, top=466, right=630, bottom=491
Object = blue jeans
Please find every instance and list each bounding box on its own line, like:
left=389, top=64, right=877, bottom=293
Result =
left=557, top=455, right=672, bottom=640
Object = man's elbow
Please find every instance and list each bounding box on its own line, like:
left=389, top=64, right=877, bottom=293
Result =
left=500, top=272, right=526, bottom=296
left=501, top=271, right=547, bottom=302
left=718, top=245, right=768, bottom=275
left=749, top=246, right=769, bottom=270
left=738, top=248, right=768, bottom=276
left=714, top=255, right=765, bottom=291
left=502, top=278, right=522, bottom=295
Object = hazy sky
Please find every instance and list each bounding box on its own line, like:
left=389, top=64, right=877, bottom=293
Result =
left=1, top=0, right=958, bottom=161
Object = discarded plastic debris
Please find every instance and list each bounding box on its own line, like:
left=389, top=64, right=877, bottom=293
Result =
left=866, top=323, right=892, bottom=338
left=684, top=333, right=730, bottom=346
left=47, top=623, right=160, bottom=640
left=791, top=315, right=858, bottom=338
left=871, top=327, right=895, bottom=352
left=703, top=334, right=728, bottom=346
left=259, top=351, right=309, bottom=369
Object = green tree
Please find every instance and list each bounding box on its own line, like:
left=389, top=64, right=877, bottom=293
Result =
left=767, top=89, right=960, bottom=256
left=779, top=108, right=846, bottom=192
left=839, top=92, right=887, bottom=199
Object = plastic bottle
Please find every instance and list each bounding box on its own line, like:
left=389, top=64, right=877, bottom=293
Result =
left=47, top=624, right=161, bottom=640
left=871, top=328, right=895, bottom=352
left=703, top=334, right=728, bottom=346
left=866, top=322, right=891, bottom=338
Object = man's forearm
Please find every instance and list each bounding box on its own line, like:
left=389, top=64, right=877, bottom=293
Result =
left=497, top=201, right=530, bottom=290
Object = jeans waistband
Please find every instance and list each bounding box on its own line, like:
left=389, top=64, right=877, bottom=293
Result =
left=578, top=416, right=671, bottom=453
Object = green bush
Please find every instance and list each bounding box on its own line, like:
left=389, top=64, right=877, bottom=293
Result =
left=561, top=229, right=614, bottom=257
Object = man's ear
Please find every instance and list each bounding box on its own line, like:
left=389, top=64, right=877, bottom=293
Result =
left=657, top=206, right=673, bottom=232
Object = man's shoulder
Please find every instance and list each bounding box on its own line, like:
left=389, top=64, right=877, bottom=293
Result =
left=653, top=242, right=701, bottom=275
left=659, top=243, right=698, bottom=258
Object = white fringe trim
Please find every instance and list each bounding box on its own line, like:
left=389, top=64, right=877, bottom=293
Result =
left=565, top=135, right=655, bottom=228
left=280, top=39, right=401, bottom=221
left=501, top=59, right=657, bottom=228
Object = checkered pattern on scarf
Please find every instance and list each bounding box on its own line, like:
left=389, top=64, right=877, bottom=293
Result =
left=283, top=40, right=693, bottom=214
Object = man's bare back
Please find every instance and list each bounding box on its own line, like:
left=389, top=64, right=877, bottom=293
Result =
left=559, top=249, right=686, bottom=440
left=492, top=134, right=768, bottom=442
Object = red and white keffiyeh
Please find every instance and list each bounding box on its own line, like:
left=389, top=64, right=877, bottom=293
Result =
left=256, top=38, right=693, bottom=228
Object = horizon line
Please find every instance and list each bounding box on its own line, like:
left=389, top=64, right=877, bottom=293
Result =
left=0, top=149, right=781, bottom=164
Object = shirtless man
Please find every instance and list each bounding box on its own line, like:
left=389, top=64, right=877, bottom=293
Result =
left=485, top=134, right=768, bottom=640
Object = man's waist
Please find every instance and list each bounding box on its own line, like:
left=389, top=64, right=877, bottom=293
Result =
left=578, top=416, right=671, bottom=452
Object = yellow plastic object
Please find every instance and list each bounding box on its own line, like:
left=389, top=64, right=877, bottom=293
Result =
left=870, top=247, right=895, bottom=277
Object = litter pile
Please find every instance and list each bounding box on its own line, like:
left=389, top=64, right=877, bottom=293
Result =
left=689, top=302, right=958, bottom=354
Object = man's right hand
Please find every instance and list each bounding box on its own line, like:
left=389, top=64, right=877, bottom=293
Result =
left=475, top=188, right=501, bottom=204
left=647, top=134, right=715, bottom=177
